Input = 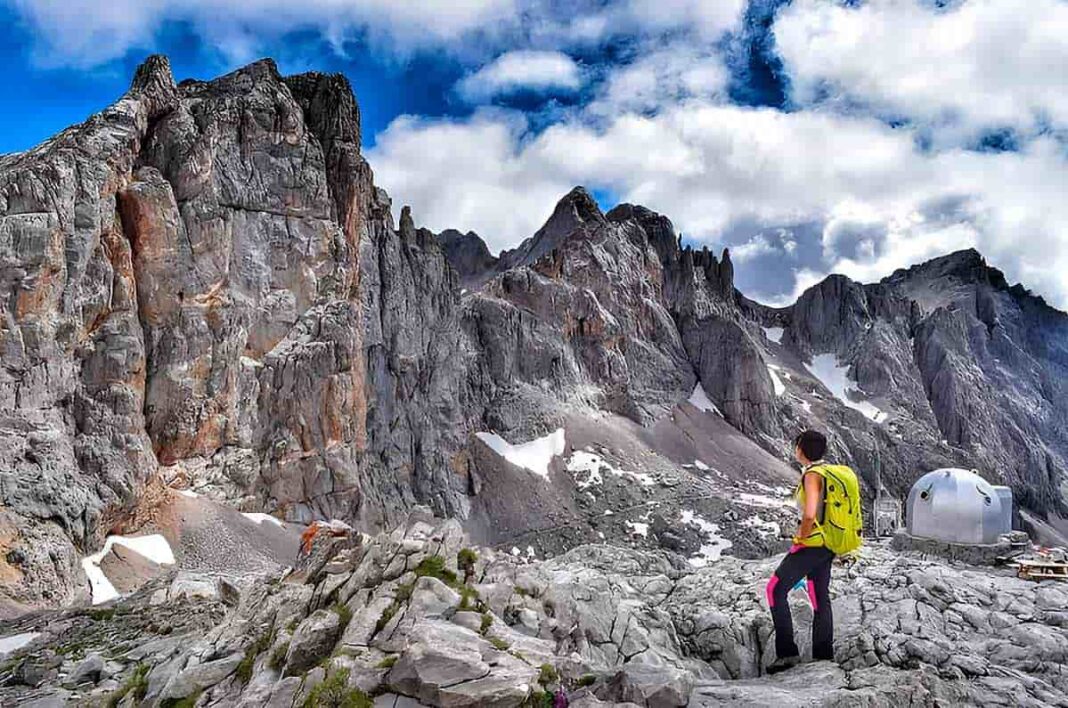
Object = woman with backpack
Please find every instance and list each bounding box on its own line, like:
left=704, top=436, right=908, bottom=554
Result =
left=764, top=430, right=863, bottom=674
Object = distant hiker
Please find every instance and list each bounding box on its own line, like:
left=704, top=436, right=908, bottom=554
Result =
left=765, top=430, right=864, bottom=674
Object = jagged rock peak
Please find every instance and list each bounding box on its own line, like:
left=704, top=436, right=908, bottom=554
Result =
left=130, top=54, right=176, bottom=94
left=553, top=185, right=606, bottom=226
left=399, top=204, right=416, bottom=236
left=128, top=54, right=178, bottom=116
left=284, top=70, right=362, bottom=148
left=498, top=185, right=607, bottom=268
left=885, top=248, right=1008, bottom=289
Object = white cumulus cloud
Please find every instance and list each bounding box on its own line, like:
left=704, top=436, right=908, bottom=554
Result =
left=457, top=50, right=582, bottom=102
left=775, top=0, right=1068, bottom=142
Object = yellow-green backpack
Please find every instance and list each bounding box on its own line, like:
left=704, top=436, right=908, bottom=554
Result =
left=809, top=464, right=864, bottom=556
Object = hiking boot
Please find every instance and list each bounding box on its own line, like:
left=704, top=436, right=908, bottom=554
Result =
left=766, top=656, right=801, bottom=675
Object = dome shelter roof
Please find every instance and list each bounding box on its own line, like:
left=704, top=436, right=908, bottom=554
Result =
left=905, top=468, right=1012, bottom=545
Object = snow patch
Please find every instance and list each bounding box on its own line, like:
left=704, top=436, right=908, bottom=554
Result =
left=626, top=521, right=649, bottom=538
left=565, top=450, right=656, bottom=488
left=243, top=512, right=284, bottom=527
left=741, top=514, right=781, bottom=537
left=688, top=383, right=723, bottom=416
left=240, top=355, right=263, bottom=369
left=737, top=493, right=793, bottom=510
left=763, top=326, right=784, bottom=343
left=82, top=534, right=176, bottom=605
left=694, top=460, right=709, bottom=471
left=0, top=632, right=39, bottom=657
left=477, top=428, right=566, bottom=478
left=177, top=489, right=199, bottom=498
left=766, top=365, right=786, bottom=397
left=804, top=354, right=887, bottom=423
left=680, top=510, right=733, bottom=566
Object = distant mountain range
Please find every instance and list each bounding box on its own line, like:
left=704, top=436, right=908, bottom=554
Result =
left=1, top=55, right=1065, bottom=615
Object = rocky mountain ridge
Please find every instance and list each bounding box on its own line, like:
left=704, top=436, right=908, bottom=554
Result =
left=1, top=54, right=1066, bottom=620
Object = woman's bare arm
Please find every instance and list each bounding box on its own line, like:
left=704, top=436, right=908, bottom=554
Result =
left=794, top=472, right=822, bottom=543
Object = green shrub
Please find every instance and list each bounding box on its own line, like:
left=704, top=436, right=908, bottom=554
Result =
left=457, top=548, right=478, bottom=581
left=537, top=663, right=559, bottom=686
left=270, top=642, right=290, bottom=672
left=300, top=667, right=373, bottom=708
left=488, top=636, right=510, bottom=651
left=108, top=664, right=149, bottom=707
left=330, top=602, right=353, bottom=630
left=376, top=655, right=397, bottom=670
left=479, top=613, right=493, bottom=635
left=576, top=673, right=596, bottom=687
left=458, top=585, right=481, bottom=611
left=160, top=690, right=202, bottom=708
left=413, top=556, right=458, bottom=586
left=374, top=602, right=398, bottom=636
left=394, top=581, right=414, bottom=603
left=236, top=629, right=276, bottom=684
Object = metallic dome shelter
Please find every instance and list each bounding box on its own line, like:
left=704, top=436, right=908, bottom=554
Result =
left=905, top=468, right=1012, bottom=544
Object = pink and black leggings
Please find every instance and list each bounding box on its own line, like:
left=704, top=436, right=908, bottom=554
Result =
left=765, top=546, right=835, bottom=661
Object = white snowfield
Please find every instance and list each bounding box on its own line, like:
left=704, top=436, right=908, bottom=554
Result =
left=0, top=632, right=39, bottom=657
left=741, top=514, right=781, bottom=537
left=763, top=326, right=784, bottom=344
left=766, top=364, right=786, bottom=396
left=680, top=509, right=733, bottom=566
left=565, top=450, right=657, bottom=488
left=476, top=428, right=566, bottom=479
left=82, top=534, right=176, bottom=605
left=687, top=383, right=723, bottom=416
left=804, top=353, right=888, bottom=423
left=243, top=512, right=284, bottom=527
left=626, top=521, right=650, bottom=538
left=737, top=492, right=794, bottom=509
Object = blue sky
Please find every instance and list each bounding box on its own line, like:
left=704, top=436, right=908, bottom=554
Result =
left=2, top=0, right=1067, bottom=308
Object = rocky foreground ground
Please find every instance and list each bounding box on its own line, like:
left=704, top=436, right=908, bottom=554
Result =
left=1, top=509, right=1066, bottom=707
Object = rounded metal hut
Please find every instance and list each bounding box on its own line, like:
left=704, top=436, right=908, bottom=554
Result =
left=905, top=468, right=1012, bottom=544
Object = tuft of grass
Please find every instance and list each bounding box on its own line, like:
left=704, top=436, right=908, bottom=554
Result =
left=522, top=690, right=553, bottom=707
left=537, top=663, right=559, bottom=686
left=160, top=690, right=202, bottom=708
left=330, top=602, right=353, bottom=631
left=488, top=636, right=510, bottom=651
left=300, top=666, right=373, bottom=708
left=108, top=664, right=149, bottom=708
left=458, top=585, right=481, bottom=612
left=376, top=655, right=397, bottom=670
left=413, top=555, right=458, bottom=586
left=394, top=581, right=415, bottom=603
left=374, top=602, right=398, bottom=636
left=236, top=629, right=276, bottom=684
left=576, top=673, right=596, bottom=688
left=270, top=642, right=290, bottom=672
left=457, top=548, right=478, bottom=582
left=86, top=607, right=117, bottom=621
left=479, top=613, right=493, bottom=636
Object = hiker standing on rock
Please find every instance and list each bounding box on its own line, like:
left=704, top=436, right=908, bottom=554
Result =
left=765, top=430, right=864, bottom=674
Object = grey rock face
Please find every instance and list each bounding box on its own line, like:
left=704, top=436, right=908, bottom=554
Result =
left=436, top=229, right=498, bottom=290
